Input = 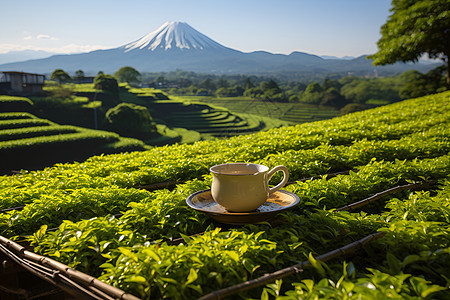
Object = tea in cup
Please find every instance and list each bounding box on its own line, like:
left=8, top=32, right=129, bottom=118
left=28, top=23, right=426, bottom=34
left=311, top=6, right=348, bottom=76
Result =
left=210, top=163, right=289, bottom=212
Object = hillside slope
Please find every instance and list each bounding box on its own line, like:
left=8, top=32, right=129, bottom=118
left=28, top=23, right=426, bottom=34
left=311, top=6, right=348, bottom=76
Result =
left=0, top=96, right=149, bottom=173
left=0, top=91, right=448, bottom=299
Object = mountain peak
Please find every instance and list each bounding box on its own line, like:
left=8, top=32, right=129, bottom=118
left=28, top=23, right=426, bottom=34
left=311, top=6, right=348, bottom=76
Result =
left=124, top=21, right=229, bottom=52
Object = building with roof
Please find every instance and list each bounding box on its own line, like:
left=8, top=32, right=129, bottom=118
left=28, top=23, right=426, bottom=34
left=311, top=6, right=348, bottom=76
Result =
left=0, top=71, right=45, bottom=95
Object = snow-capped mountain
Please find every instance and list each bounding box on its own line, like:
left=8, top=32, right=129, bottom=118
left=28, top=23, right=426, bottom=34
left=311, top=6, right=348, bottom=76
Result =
left=0, top=21, right=439, bottom=75
left=124, top=21, right=230, bottom=52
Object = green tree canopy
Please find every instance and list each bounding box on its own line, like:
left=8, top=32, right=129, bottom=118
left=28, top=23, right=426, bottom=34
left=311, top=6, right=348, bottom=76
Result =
left=305, top=82, right=323, bottom=94
left=50, top=69, right=71, bottom=84
left=322, top=78, right=342, bottom=91
left=300, top=82, right=323, bottom=104
left=399, top=65, right=448, bottom=98
left=114, top=66, right=141, bottom=83
left=105, top=103, right=156, bottom=139
left=321, top=87, right=347, bottom=107
left=260, top=80, right=281, bottom=93
left=340, top=78, right=399, bottom=104
left=73, top=70, right=86, bottom=83
left=216, top=78, right=229, bottom=89
left=199, top=78, right=216, bottom=91
left=244, top=78, right=255, bottom=90
left=368, top=0, right=450, bottom=84
left=94, top=73, right=120, bottom=107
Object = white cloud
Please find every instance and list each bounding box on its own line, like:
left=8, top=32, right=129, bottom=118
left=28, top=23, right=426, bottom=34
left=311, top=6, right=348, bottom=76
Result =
left=36, top=34, right=58, bottom=40
left=37, top=34, right=50, bottom=39
left=0, top=44, right=24, bottom=53
left=55, top=43, right=109, bottom=53
left=21, top=34, right=59, bottom=41
left=0, top=43, right=109, bottom=54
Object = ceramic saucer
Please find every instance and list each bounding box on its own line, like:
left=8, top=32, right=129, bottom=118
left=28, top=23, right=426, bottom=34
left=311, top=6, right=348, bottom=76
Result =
left=186, top=189, right=300, bottom=225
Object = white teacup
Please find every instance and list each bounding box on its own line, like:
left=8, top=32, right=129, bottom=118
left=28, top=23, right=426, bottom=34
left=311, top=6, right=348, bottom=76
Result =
left=210, top=163, right=289, bottom=212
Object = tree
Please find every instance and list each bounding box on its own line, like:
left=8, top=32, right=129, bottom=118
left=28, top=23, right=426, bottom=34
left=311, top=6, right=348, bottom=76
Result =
left=399, top=65, right=448, bottom=98
left=368, top=0, right=450, bottom=84
left=244, top=78, right=255, bottom=90
left=244, top=87, right=264, bottom=98
left=340, top=78, right=399, bottom=104
left=215, top=86, right=244, bottom=97
left=94, top=73, right=120, bottom=107
left=300, top=82, right=323, bottom=104
left=258, top=80, right=286, bottom=101
left=322, top=78, right=342, bottom=91
left=199, top=78, right=216, bottom=91
left=260, top=80, right=281, bottom=93
left=50, top=69, right=71, bottom=84
left=105, top=103, right=156, bottom=139
left=114, top=66, right=141, bottom=83
left=320, top=87, right=347, bottom=107
left=73, top=70, right=86, bottom=83
left=216, top=78, right=229, bottom=89
left=304, top=82, right=323, bottom=94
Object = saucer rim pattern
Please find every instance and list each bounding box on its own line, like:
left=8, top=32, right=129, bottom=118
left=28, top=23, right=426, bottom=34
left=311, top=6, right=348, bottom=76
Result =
left=186, top=189, right=300, bottom=224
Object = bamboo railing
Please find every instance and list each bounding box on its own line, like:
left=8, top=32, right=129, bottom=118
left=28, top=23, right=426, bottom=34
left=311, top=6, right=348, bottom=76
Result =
left=0, top=236, right=140, bottom=300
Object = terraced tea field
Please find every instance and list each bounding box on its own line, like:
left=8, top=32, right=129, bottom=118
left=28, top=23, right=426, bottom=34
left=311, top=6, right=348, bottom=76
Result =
left=0, top=96, right=148, bottom=173
left=127, top=93, right=291, bottom=139
left=186, top=96, right=339, bottom=124
left=150, top=101, right=264, bottom=138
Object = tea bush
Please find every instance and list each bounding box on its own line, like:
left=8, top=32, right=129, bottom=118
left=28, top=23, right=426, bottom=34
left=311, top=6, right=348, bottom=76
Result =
left=0, top=96, right=33, bottom=112
left=0, top=110, right=149, bottom=173
left=0, top=91, right=448, bottom=299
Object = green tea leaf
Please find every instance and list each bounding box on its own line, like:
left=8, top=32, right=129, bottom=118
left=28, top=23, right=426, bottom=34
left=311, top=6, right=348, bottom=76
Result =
left=185, top=268, right=198, bottom=286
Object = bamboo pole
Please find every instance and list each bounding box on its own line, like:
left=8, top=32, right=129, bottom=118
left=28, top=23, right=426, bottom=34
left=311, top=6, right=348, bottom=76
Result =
left=286, top=169, right=351, bottom=186
left=136, top=180, right=179, bottom=191
left=0, top=235, right=140, bottom=300
left=335, top=181, right=434, bottom=212
left=199, top=231, right=386, bottom=300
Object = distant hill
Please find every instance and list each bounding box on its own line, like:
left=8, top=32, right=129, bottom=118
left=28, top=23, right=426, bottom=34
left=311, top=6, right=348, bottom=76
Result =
left=0, top=50, right=54, bottom=64
left=0, top=21, right=440, bottom=76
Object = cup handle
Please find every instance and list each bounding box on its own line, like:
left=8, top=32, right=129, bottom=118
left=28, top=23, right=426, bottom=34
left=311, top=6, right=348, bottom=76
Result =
left=267, top=165, right=289, bottom=194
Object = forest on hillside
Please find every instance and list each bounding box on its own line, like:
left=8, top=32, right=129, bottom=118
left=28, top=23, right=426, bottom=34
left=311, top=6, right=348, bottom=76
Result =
left=53, top=63, right=448, bottom=112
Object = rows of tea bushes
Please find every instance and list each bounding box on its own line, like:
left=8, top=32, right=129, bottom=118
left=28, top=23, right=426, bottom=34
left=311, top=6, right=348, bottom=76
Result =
left=192, top=96, right=339, bottom=124
left=121, top=86, right=282, bottom=142
left=150, top=100, right=272, bottom=139
left=0, top=124, right=79, bottom=141
left=126, top=87, right=169, bottom=101
left=0, top=96, right=33, bottom=112
left=25, top=156, right=450, bottom=299
left=0, top=123, right=447, bottom=213
left=0, top=91, right=448, bottom=299
left=0, top=96, right=149, bottom=173
left=0, top=91, right=446, bottom=189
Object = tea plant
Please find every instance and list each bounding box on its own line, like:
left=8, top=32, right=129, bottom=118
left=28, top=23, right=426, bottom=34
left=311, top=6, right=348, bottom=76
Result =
left=266, top=269, right=447, bottom=299
left=0, top=91, right=448, bottom=299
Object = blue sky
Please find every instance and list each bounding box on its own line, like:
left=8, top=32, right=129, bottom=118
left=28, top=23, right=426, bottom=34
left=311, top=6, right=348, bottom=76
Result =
left=0, top=0, right=392, bottom=57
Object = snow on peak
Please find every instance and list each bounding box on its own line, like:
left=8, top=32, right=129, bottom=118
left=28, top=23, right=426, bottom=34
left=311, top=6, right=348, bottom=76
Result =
left=124, top=21, right=228, bottom=52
